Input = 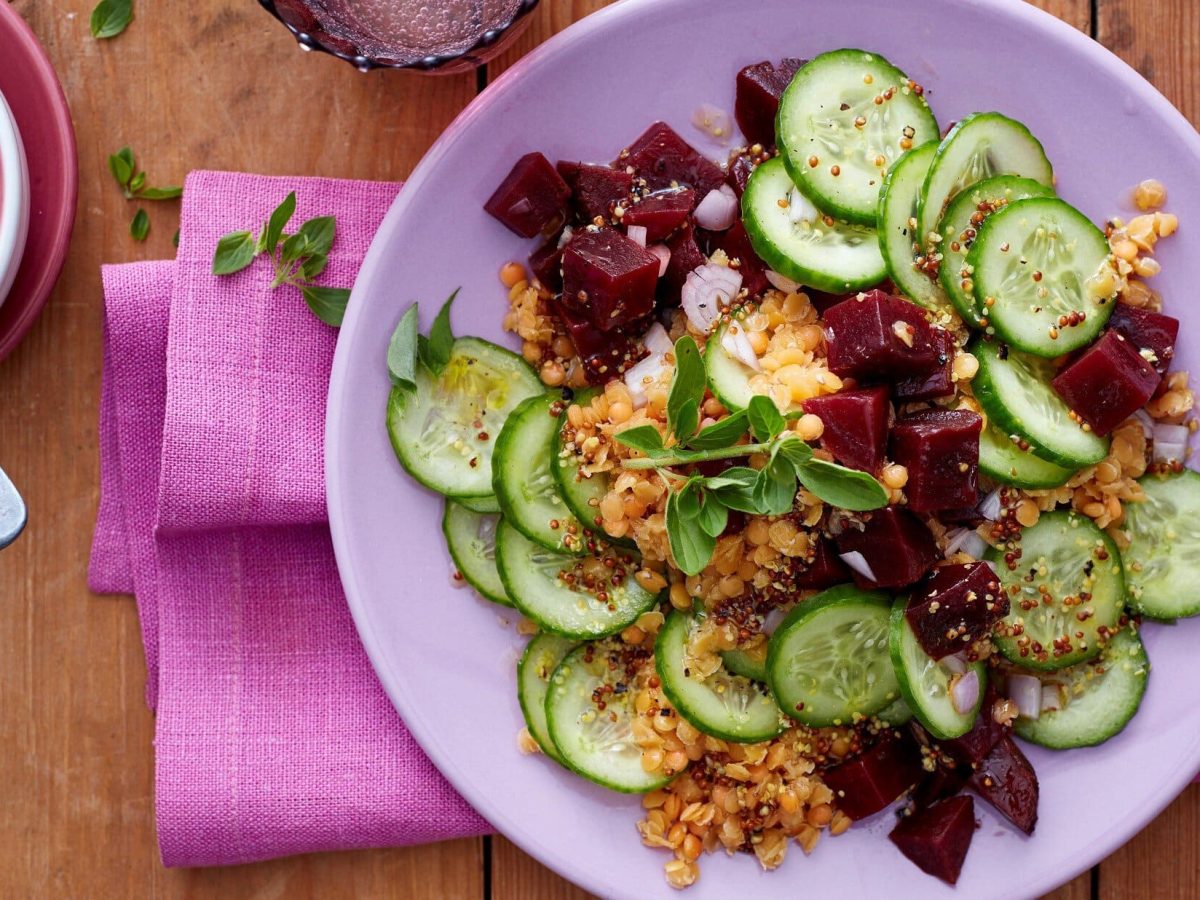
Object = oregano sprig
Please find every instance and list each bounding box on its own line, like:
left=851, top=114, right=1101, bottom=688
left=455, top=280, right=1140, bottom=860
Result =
left=107, top=147, right=182, bottom=241
left=211, top=192, right=353, bottom=327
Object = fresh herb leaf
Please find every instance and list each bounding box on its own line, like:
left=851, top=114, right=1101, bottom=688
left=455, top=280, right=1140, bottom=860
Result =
left=211, top=231, right=257, bottom=275
left=129, top=171, right=146, bottom=194
left=129, top=208, right=149, bottom=241
left=91, top=0, right=132, bottom=39
left=795, top=458, right=889, bottom=511
left=137, top=185, right=183, bottom=201
left=666, top=336, right=706, bottom=440
left=614, top=425, right=665, bottom=455
left=279, top=231, right=311, bottom=267
left=687, top=409, right=748, bottom=450
left=297, top=216, right=336, bottom=257
left=300, top=285, right=350, bottom=327
left=776, top=435, right=814, bottom=470
left=673, top=398, right=699, bottom=446
left=747, top=395, right=786, bottom=443
left=261, top=192, right=296, bottom=255
left=419, top=289, right=457, bottom=375
left=172, top=229, right=180, bottom=248
left=387, top=303, right=421, bottom=392
left=108, top=148, right=133, bottom=191
left=299, top=253, right=329, bottom=281
left=752, top=455, right=797, bottom=515
left=696, top=491, right=728, bottom=539
left=666, top=483, right=715, bottom=577
left=707, top=466, right=761, bottom=513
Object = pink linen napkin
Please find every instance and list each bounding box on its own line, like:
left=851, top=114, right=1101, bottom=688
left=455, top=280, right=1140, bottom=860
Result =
left=89, top=171, right=490, bottom=866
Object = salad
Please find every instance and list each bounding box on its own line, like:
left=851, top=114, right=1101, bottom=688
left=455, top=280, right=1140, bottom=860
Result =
left=384, top=48, right=1193, bottom=889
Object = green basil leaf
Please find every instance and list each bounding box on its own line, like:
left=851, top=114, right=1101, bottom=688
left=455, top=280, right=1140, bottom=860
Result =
left=138, top=185, right=183, bottom=201
left=211, top=230, right=257, bottom=275
left=614, top=425, right=665, bottom=455
left=420, top=289, right=457, bottom=376
left=666, top=487, right=716, bottom=577
left=697, top=491, right=729, bottom=538
left=666, top=336, right=706, bottom=440
left=107, top=149, right=133, bottom=188
left=298, top=215, right=336, bottom=258
left=299, top=253, right=329, bottom=281
left=129, top=208, right=149, bottom=242
left=752, top=456, right=797, bottom=516
left=172, top=229, right=180, bottom=249
left=387, top=303, right=420, bottom=392
left=279, top=231, right=311, bottom=266
left=91, top=0, right=132, bottom=39
left=776, top=435, right=814, bottom=470
left=747, top=395, right=786, bottom=442
left=129, top=171, right=146, bottom=194
left=795, top=458, right=889, bottom=511
left=259, top=191, right=296, bottom=256
left=299, top=285, right=350, bottom=327
left=687, top=409, right=748, bottom=450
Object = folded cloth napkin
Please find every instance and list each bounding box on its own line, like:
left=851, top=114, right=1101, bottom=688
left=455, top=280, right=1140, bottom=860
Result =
left=88, top=171, right=490, bottom=867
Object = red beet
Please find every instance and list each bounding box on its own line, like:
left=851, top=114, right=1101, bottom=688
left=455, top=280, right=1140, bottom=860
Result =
left=1109, top=303, right=1180, bottom=375
left=528, top=238, right=564, bottom=292
left=734, top=58, right=806, bottom=147
left=968, top=735, right=1039, bottom=834
left=1052, top=330, right=1160, bottom=436
left=890, top=409, right=983, bottom=513
left=824, top=290, right=943, bottom=380
left=661, top=224, right=708, bottom=302
left=699, top=220, right=770, bottom=296
left=794, top=537, right=852, bottom=589
left=621, top=188, right=694, bottom=242
left=939, top=695, right=1008, bottom=766
left=726, top=148, right=767, bottom=197
left=833, top=507, right=939, bottom=590
left=894, top=328, right=955, bottom=401
left=562, top=228, right=660, bottom=331
left=484, top=152, right=571, bottom=238
left=556, top=161, right=633, bottom=224
left=890, top=796, right=976, bottom=885
left=905, top=562, right=1008, bottom=659
left=553, top=294, right=647, bottom=382
left=823, top=734, right=923, bottom=820
left=803, top=386, right=892, bottom=473
left=911, top=763, right=970, bottom=811
left=618, top=121, right=725, bottom=198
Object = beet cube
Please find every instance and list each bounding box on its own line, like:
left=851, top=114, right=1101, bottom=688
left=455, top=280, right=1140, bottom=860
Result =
left=1109, top=303, right=1180, bottom=375
left=823, top=734, right=923, bottom=821
left=556, top=161, right=633, bottom=224
left=726, top=149, right=765, bottom=197
left=794, top=537, right=852, bottom=589
left=833, top=507, right=939, bottom=590
left=824, top=290, right=943, bottom=380
left=911, top=764, right=969, bottom=811
left=618, top=121, right=725, bottom=198
left=661, top=224, right=708, bottom=303
left=894, top=328, right=955, bottom=401
left=939, top=693, right=1008, bottom=767
left=702, top=220, right=769, bottom=296
left=905, top=562, right=1008, bottom=659
left=552, top=294, right=647, bottom=382
left=803, top=386, right=891, bottom=473
left=968, top=735, right=1039, bottom=834
left=621, top=188, right=693, bottom=242
left=1052, top=330, right=1160, bottom=436
left=890, top=796, right=976, bottom=885
left=484, top=152, right=571, bottom=238
left=562, top=228, right=660, bottom=331
left=528, top=238, right=564, bottom=293
left=735, top=58, right=807, bottom=147
left=890, top=409, right=983, bottom=513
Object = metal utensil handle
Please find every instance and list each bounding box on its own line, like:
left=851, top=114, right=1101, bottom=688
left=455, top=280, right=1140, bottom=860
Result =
left=0, top=465, right=26, bottom=549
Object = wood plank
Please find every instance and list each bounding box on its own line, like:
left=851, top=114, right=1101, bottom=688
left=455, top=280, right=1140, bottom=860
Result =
left=1099, top=785, right=1200, bottom=899
left=0, top=1, right=481, bottom=898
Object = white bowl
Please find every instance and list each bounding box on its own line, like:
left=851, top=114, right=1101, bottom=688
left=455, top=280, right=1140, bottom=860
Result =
left=0, top=90, right=30, bottom=310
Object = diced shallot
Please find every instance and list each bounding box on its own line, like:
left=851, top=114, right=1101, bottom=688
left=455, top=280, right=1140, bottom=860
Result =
left=977, top=488, right=1004, bottom=522
left=950, top=669, right=981, bottom=716
left=626, top=224, right=648, bottom=248
left=648, top=243, right=671, bottom=277
left=693, top=185, right=739, bottom=231
left=943, top=527, right=988, bottom=560
left=1041, top=684, right=1062, bottom=713
left=765, top=269, right=801, bottom=293
left=721, top=322, right=762, bottom=371
left=762, top=606, right=787, bottom=636
left=1152, top=423, right=1190, bottom=463
left=1154, top=441, right=1188, bottom=464
left=1007, top=673, right=1042, bottom=720
left=556, top=225, right=574, bottom=249
left=642, top=322, right=674, bottom=355
left=1133, top=408, right=1155, bottom=434
left=839, top=550, right=878, bottom=584
left=623, top=350, right=669, bottom=409
left=941, top=653, right=967, bottom=676
left=682, top=263, right=743, bottom=333
left=692, top=102, right=733, bottom=141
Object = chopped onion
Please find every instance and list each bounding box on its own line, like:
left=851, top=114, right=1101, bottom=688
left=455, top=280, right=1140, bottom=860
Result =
left=765, top=269, right=801, bottom=293
left=1154, top=441, right=1187, bottom=464
left=950, top=669, right=981, bottom=716
left=692, top=102, right=733, bottom=141
left=977, top=487, right=1004, bottom=522
left=941, top=653, right=967, bottom=675
left=1041, top=684, right=1062, bottom=713
left=642, top=322, right=674, bottom=356
left=762, top=606, right=787, bottom=636
left=1133, top=408, right=1156, bottom=434
left=788, top=187, right=819, bottom=225
left=983, top=559, right=1000, bottom=577
left=557, top=225, right=574, bottom=249
left=1007, top=673, right=1042, bottom=719
left=721, top=322, right=762, bottom=372
left=648, top=243, right=671, bottom=277
left=1154, top=423, right=1189, bottom=444
left=839, top=551, right=878, bottom=584
left=623, top=351, right=668, bottom=409
left=682, top=264, right=743, bottom=333
left=626, top=224, right=648, bottom=248
left=694, top=185, right=738, bottom=231
left=943, top=527, right=988, bottom=560
left=1153, top=423, right=1190, bottom=463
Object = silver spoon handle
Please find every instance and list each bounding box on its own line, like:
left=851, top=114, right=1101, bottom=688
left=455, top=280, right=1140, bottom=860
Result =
left=0, top=465, right=26, bottom=549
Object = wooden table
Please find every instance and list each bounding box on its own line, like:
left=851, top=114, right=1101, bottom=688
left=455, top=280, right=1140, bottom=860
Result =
left=0, top=0, right=1196, bottom=896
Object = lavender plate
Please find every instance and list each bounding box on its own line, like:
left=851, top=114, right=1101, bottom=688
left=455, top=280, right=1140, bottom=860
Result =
left=328, top=1, right=1200, bottom=896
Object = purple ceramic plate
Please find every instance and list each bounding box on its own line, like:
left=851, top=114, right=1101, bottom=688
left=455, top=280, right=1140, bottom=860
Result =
left=328, top=1, right=1200, bottom=896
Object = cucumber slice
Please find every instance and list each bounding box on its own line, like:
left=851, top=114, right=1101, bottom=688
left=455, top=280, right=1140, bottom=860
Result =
left=934, top=175, right=1054, bottom=327
left=518, top=632, right=579, bottom=762
left=705, top=321, right=756, bottom=413
left=656, top=611, right=784, bottom=742
left=986, top=510, right=1125, bottom=670
left=458, top=494, right=501, bottom=514
left=1013, top=626, right=1148, bottom=749
left=917, top=112, right=1054, bottom=253
left=971, top=338, right=1109, bottom=468
left=387, top=337, right=543, bottom=498
left=888, top=597, right=986, bottom=739
left=550, top=389, right=609, bottom=536
left=721, top=644, right=769, bottom=683
left=968, top=197, right=1116, bottom=356
left=743, top=157, right=888, bottom=294
left=495, top=519, right=657, bottom=639
left=546, top=641, right=676, bottom=793
left=876, top=696, right=914, bottom=726
left=978, top=420, right=1074, bottom=490
left=777, top=49, right=939, bottom=225
left=442, top=501, right=510, bottom=606
left=877, top=141, right=948, bottom=310
left=767, top=584, right=900, bottom=726
left=1123, top=470, right=1200, bottom=619
left=494, top=393, right=584, bottom=554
